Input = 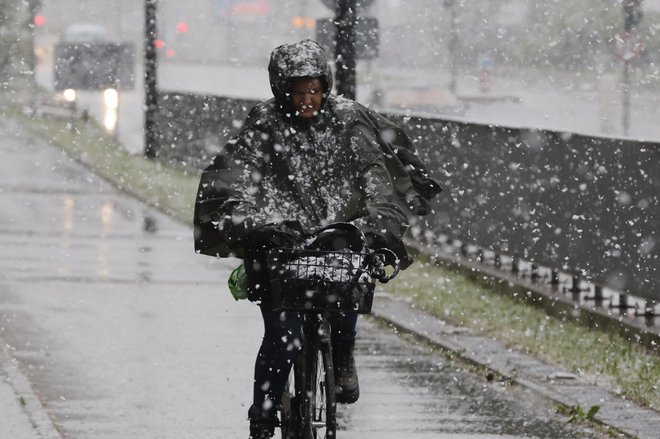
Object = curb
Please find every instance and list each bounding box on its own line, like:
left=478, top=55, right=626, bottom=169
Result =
left=371, top=293, right=660, bottom=439
left=0, top=343, right=62, bottom=439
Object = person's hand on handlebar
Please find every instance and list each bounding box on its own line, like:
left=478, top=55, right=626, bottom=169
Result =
left=306, top=222, right=368, bottom=252
left=249, top=220, right=308, bottom=248
left=369, top=248, right=400, bottom=283
left=306, top=222, right=401, bottom=283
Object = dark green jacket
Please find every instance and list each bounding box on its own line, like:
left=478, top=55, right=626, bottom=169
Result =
left=194, top=40, right=441, bottom=269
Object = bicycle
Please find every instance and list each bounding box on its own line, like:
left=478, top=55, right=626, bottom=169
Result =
left=267, top=223, right=399, bottom=439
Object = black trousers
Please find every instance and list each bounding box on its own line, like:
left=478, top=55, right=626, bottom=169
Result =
left=249, top=305, right=358, bottom=420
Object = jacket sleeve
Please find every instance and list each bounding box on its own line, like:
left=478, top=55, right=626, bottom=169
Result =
left=193, top=106, right=272, bottom=258
left=346, top=124, right=413, bottom=269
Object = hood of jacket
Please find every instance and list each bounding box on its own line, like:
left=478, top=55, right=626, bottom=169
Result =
left=268, top=39, right=333, bottom=109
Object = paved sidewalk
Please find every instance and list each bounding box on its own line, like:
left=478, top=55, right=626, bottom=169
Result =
left=372, top=295, right=660, bottom=439
left=0, top=343, right=60, bottom=439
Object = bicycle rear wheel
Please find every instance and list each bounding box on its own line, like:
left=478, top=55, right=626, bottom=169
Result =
left=304, top=344, right=336, bottom=439
left=280, top=366, right=301, bottom=439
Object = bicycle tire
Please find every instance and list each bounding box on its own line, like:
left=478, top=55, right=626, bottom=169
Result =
left=280, top=365, right=302, bottom=439
left=304, top=343, right=336, bottom=439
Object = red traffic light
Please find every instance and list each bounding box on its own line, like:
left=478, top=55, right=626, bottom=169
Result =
left=34, top=15, right=46, bottom=27
left=176, top=21, right=189, bottom=34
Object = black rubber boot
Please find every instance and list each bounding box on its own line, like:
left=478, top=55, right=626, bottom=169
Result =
left=248, top=405, right=277, bottom=439
left=248, top=419, right=275, bottom=439
left=334, top=339, right=359, bottom=404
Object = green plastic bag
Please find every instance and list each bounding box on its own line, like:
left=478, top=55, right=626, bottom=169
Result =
left=228, top=263, right=248, bottom=301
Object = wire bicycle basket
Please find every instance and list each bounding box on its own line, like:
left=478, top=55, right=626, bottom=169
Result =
left=267, top=248, right=377, bottom=313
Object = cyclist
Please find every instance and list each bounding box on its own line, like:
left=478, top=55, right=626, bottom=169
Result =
left=194, top=40, right=441, bottom=439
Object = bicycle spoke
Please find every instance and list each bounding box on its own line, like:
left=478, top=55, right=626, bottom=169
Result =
left=315, top=355, right=326, bottom=421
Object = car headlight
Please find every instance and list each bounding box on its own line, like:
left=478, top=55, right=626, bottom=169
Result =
left=63, top=88, right=77, bottom=102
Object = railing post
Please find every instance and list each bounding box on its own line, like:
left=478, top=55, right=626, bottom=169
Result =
left=550, top=269, right=560, bottom=291
left=460, top=243, right=469, bottom=257
left=569, top=275, right=582, bottom=301
left=593, top=285, right=604, bottom=307
left=531, top=263, right=540, bottom=283
left=511, top=257, right=520, bottom=276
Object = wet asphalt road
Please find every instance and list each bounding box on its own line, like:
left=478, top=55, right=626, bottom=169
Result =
left=0, top=119, right=604, bottom=438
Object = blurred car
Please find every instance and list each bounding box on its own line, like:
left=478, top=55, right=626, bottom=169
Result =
left=52, top=24, right=130, bottom=133
left=53, top=24, right=109, bottom=104
left=55, top=22, right=134, bottom=93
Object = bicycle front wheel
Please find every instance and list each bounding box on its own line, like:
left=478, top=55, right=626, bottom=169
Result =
left=304, top=344, right=336, bottom=439
left=280, top=365, right=301, bottom=439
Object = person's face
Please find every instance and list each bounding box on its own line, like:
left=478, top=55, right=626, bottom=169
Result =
left=291, top=77, right=323, bottom=119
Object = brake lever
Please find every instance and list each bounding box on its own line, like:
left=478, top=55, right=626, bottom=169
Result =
left=370, top=248, right=400, bottom=283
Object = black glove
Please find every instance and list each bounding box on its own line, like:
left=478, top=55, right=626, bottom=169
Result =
left=248, top=220, right=307, bottom=248
left=307, top=223, right=367, bottom=252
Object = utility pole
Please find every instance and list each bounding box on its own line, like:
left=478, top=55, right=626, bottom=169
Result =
left=445, top=0, right=457, bottom=95
left=621, top=0, right=643, bottom=136
left=335, top=0, right=357, bottom=100
left=144, top=0, right=159, bottom=158
left=26, top=0, right=42, bottom=117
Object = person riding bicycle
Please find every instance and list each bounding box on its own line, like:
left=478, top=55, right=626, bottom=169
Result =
left=193, top=40, right=441, bottom=439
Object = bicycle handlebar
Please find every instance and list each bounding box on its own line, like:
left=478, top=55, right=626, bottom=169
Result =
left=309, top=222, right=400, bottom=283
left=370, top=248, right=400, bottom=283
